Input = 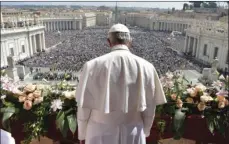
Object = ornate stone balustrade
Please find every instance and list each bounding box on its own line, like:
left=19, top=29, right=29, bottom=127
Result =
left=186, top=26, right=228, bottom=39
left=1, top=24, right=44, bottom=34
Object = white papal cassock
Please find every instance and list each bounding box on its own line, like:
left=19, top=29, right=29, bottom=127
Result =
left=0, top=129, right=15, bottom=144
left=76, top=44, right=167, bottom=144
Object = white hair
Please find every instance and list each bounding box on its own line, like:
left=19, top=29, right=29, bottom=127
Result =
left=108, top=32, right=132, bottom=45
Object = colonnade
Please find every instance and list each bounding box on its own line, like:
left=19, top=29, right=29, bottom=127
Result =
left=28, top=32, right=46, bottom=55
left=183, top=36, right=199, bottom=58
left=150, top=21, right=190, bottom=33
left=43, top=20, right=82, bottom=31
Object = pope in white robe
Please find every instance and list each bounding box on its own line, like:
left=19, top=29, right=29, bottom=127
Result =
left=76, top=24, right=167, bottom=144
left=0, top=129, right=15, bottom=144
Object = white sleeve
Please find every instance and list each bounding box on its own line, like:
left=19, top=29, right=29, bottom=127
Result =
left=141, top=102, right=156, bottom=137
left=141, top=67, right=167, bottom=137
left=153, top=67, right=167, bottom=106
left=77, top=107, right=91, bottom=140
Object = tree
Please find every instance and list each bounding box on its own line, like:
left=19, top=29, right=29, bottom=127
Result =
left=189, top=1, right=203, bottom=8
left=208, top=2, right=217, bottom=8
left=201, top=1, right=217, bottom=8
left=183, top=3, right=188, bottom=10
left=201, top=2, right=209, bottom=8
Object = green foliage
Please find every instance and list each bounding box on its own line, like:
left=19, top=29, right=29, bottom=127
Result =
left=201, top=2, right=217, bottom=8
left=1, top=107, right=16, bottom=131
left=0, top=80, right=77, bottom=144
left=67, top=114, right=77, bottom=135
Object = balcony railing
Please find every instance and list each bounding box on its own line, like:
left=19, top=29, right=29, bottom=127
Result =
left=1, top=24, right=45, bottom=34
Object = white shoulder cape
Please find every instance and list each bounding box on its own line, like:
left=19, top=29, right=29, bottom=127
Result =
left=76, top=45, right=166, bottom=113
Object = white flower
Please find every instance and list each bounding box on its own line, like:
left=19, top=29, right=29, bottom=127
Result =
left=219, top=75, right=225, bottom=80
left=33, top=97, right=44, bottom=105
left=63, top=91, right=75, bottom=100
left=166, top=72, right=173, bottom=79
left=212, top=80, right=222, bottom=90
left=187, top=88, right=195, bottom=94
left=200, top=94, right=213, bottom=103
left=195, top=84, right=207, bottom=92
left=164, top=81, right=174, bottom=89
left=0, top=95, right=6, bottom=100
left=50, top=99, right=63, bottom=112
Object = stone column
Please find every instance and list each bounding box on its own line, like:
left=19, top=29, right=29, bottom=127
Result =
left=49, top=22, right=51, bottom=31
left=67, top=21, right=69, bottom=30
left=58, top=21, right=60, bottom=30
left=48, top=22, right=51, bottom=31
left=192, top=38, right=196, bottom=56
left=73, top=20, right=76, bottom=30
left=39, top=33, right=42, bottom=52
left=47, top=22, right=49, bottom=31
left=54, top=21, right=56, bottom=31
left=33, top=35, right=37, bottom=53
left=183, top=36, right=188, bottom=53
left=62, top=21, right=64, bottom=30
left=59, top=21, right=61, bottom=30
left=159, top=22, right=162, bottom=31
left=62, top=21, right=65, bottom=30
left=51, top=22, right=53, bottom=31
left=28, top=35, right=33, bottom=56
left=166, top=22, right=168, bottom=31
left=0, top=12, right=4, bottom=26
left=4, top=41, right=8, bottom=57
left=52, top=21, right=56, bottom=31
left=1, top=41, right=6, bottom=67
left=56, top=21, right=58, bottom=30
left=14, top=39, right=19, bottom=56
left=79, top=20, right=82, bottom=30
left=41, top=32, right=45, bottom=50
left=187, top=36, right=191, bottom=53
left=163, top=22, right=165, bottom=31
left=70, top=21, right=72, bottom=30
left=66, top=21, right=69, bottom=30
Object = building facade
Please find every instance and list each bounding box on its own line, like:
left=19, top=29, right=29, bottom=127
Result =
left=184, top=25, right=228, bottom=70
left=1, top=23, right=46, bottom=68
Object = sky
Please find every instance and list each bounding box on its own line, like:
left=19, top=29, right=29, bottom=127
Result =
left=1, top=1, right=188, bottom=9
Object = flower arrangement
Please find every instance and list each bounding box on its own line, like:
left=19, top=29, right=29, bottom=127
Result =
left=0, top=71, right=77, bottom=144
left=156, top=71, right=229, bottom=139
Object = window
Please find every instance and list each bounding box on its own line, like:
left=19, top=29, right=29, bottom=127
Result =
left=10, top=48, right=14, bottom=56
left=203, top=44, right=207, bottom=56
left=22, top=45, right=25, bottom=53
left=213, top=47, right=218, bottom=59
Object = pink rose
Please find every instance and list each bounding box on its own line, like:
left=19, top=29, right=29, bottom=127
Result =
left=197, top=102, right=206, bottom=111
left=23, top=100, right=33, bottom=110
left=171, top=94, right=177, bottom=101
left=218, top=102, right=225, bottom=109
left=176, top=99, right=183, bottom=108
left=18, top=96, right=26, bottom=103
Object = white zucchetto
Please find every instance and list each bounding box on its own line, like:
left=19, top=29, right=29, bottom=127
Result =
left=108, top=23, right=130, bottom=33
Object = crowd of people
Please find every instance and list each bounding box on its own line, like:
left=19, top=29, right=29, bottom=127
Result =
left=33, top=71, right=78, bottom=81
left=22, top=26, right=203, bottom=76
left=45, top=30, right=80, bottom=48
